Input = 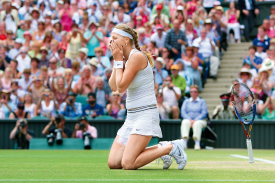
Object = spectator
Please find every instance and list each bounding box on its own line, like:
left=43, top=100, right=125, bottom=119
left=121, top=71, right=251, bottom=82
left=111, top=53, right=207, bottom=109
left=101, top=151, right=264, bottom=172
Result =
left=39, top=66, right=50, bottom=88
left=144, top=22, right=153, bottom=37
left=255, top=42, right=268, bottom=61
left=1, top=1, right=19, bottom=33
left=59, top=0, right=73, bottom=32
left=10, top=60, right=21, bottom=79
left=237, top=67, right=253, bottom=88
left=252, top=77, right=267, bottom=102
left=10, top=119, right=35, bottom=149
left=113, top=5, right=131, bottom=24
left=156, top=92, right=171, bottom=120
left=37, top=89, right=57, bottom=118
left=150, top=3, right=169, bottom=25
left=0, top=67, right=12, bottom=91
left=212, top=93, right=235, bottom=120
left=250, top=87, right=265, bottom=119
left=33, top=21, right=46, bottom=42
left=154, top=57, right=168, bottom=85
left=0, top=89, right=16, bottom=118
left=76, top=65, right=96, bottom=95
left=204, top=18, right=220, bottom=46
left=51, top=76, right=72, bottom=108
left=30, top=58, right=41, bottom=78
left=185, top=19, right=198, bottom=47
left=83, top=21, right=103, bottom=58
left=48, top=57, right=65, bottom=77
left=79, top=14, right=89, bottom=32
left=181, top=85, right=208, bottom=150
left=151, top=0, right=170, bottom=19
left=94, top=47, right=111, bottom=76
left=171, top=64, right=186, bottom=97
left=102, top=68, right=112, bottom=96
left=59, top=91, right=82, bottom=118
left=94, top=77, right=109, bottom=108
left=225, top=2, right=241, bottom=43
left=42, top=114, right=72, bottom=138
left=137, top=28, right=150, bottom=47
left=65, top=23, right=82, bottom=60
left=18, top=0, right=32, bottom=20
left=59, top=47, right=72, bottom=68
left=77, top=48, right=89, bottom=68
left=262, top=19, right=270, bottom=36
left=161, top=75, right=181, bottom=119
left=253, top=26, right=270, bottom=52
left=238, top=0, right=259, bottom=42
left=53, top=22, right=62, bottom=42
left=150, top=24, right=166, bottom=52
left=82, top=92, right=104, bottom=118
left=39, top=46, right=49, bottom=68
left=161, top=47, right=174, bottom=75
left=10, top=80, right=25, bottom=107
left=18, top=69, right=32, bottom=92
left=48, top=39, right=60, bottom=60
left=146, top=41, right=159, bottom=57
left=175, top=61, right=192, bottom=94
left=258, top=67, right=273, bottom=95
left=9, top=102, right=31, bottom=119
left=8, top=38, right=23, bottom=60
left=15, top=47, right=31, bottom=73
left=203, top=0, right=215, bottom=14
left=71, top=61, right=81, bottom=82
left=243, top=45, right=262, bottom=72
left=23, top=93, right=37, bottom=118
left=42, top=31, right=53, bottom=49
left=87, top=2, right=102, bottom=23
left=5, top=30, right=15, bottom=50
left=0, top=46, right=11, bottom=70
left=59, top=31, right=68, bottom=48
left=164, top=19, right=188, bottom=60
left=28, top=41, right=42, bottom=59
left=72, top=116, right=97, bottom=139
left=106, top=91, right=126, bottom=120
left=27, top=77, right=45, bottom=104
left=261, top=97, right=275, bottom=120
left=186, top=0, right=198, bottom=19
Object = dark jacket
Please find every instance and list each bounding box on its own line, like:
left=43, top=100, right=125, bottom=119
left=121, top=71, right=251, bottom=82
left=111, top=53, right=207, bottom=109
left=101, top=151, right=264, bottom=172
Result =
left=238, top=0, right=259, bottom=16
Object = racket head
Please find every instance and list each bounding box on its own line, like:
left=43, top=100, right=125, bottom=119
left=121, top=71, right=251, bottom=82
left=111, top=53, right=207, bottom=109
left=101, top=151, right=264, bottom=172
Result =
left=231, top=82, right=256, bottom=125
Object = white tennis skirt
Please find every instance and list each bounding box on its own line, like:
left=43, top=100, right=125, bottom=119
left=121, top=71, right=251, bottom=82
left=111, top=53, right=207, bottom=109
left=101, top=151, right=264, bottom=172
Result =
left=117, top=105, right=163, bottom=146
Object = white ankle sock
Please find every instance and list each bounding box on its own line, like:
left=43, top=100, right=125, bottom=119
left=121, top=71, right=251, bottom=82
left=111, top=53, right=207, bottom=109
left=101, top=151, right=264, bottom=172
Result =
left=195, top=140, right=200, bottom=146
left=183, top=138, right=187, bottom=146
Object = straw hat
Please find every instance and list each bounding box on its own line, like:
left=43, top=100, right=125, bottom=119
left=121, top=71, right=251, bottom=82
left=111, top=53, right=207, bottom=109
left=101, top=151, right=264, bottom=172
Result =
left=89, top=58, right=98, bottom=67
left=0, top=89, right=11, bottom=101
left=258, top=67, right=271, bottom=79
left=238, top=67, right=252, bottom=80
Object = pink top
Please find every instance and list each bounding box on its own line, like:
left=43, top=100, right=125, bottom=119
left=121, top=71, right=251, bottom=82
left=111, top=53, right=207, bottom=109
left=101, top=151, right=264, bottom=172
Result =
left=269, top=27, right=275, bottom=38
left=60, top=9, right=73, bottom=32
left=228, top=14, right=238, bottom=24
left=76, top=124, right=97, bottom=139
left=187, top=1, right=197, bottom=18
left=1, top=78, right=11, bottom=90
left=77, top=0, right=86, bottom=9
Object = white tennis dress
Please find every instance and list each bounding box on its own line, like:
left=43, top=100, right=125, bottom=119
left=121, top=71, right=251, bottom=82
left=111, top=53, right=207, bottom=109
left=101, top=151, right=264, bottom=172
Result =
left=117, top=49, right=163, bottom=146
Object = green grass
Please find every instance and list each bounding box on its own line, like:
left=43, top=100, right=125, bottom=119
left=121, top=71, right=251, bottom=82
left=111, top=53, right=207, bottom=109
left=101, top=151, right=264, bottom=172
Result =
left=0, top=149, right=275, bottom=182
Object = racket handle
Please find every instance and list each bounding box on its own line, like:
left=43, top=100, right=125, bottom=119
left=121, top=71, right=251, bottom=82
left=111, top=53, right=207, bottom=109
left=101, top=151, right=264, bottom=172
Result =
left=246, top=139, right=254, bottom=163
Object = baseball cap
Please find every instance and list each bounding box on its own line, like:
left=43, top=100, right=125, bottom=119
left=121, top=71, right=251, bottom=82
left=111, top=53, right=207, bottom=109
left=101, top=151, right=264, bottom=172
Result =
left=156, top=24, right=163, bottom=30
left=171, top=65, right=179, bottom=70
left=156, top=4, right=163, bottom=10
left=156, top=57, right=164, bottom=65
left=204, top=18, right=212, bottom=24
left=177, top=5, right=184, bottom=11
left=15, top=38, right=23, bottom=44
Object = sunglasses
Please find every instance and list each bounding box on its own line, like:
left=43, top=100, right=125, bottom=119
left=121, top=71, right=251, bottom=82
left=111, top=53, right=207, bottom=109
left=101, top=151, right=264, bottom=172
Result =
left=113, top=94, right=120, bottom=97
left=165, top=79, right=172, bottom=81
left=190, top=91, right=198, bottom=93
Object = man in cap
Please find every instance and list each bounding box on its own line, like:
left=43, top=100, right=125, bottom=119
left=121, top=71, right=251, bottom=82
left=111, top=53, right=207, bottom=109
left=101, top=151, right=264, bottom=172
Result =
left=72, top=116, right=97, bottom=139
left=8, top=38, right=23, bottom=59
left=171, top=64, right=186, bottom=96
left=151, top=0, right=170, bottom=19
left=150, top=24, right=166, bottom=51
left=18, top=0, right=33, bottom=20
left=154, top=57, right=168, bottom=85
left=255, top=42, right=267, bottom=60
left=10, top=119, right=35, bottom=149
left=150, top=3, right=169, bottom=25
left=59, top=91, right=82, bottom=119
left=83, top=21, right=103, bottom=58
left=212, top=93, right=235, bottom=120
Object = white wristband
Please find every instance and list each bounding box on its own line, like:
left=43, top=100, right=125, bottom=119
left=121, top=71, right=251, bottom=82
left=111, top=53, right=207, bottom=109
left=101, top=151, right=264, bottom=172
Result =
left=114, top=61, right=124, bottom=69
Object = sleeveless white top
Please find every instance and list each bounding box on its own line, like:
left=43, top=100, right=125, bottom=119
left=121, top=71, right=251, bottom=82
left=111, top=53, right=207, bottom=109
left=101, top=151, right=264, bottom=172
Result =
left=125, top=49, right=157, bottom=109
left=41, top=100, right=55, bottom=118
left=25, top=103, right=35, bottom=118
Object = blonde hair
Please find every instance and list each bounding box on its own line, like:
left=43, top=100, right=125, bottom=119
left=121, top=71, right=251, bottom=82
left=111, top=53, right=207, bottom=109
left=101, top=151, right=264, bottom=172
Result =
left=190, top=85, right=199, bottom=92
left=56, top=76, right=66, bottom=92
left=114, top=24, right=154, bottom=68
left=24, top=93, right=33, bottom=103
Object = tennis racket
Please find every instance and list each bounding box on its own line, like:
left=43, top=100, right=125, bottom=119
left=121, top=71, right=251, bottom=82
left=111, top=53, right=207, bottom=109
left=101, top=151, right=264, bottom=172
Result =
left=231, top=82, right=256, bottom=163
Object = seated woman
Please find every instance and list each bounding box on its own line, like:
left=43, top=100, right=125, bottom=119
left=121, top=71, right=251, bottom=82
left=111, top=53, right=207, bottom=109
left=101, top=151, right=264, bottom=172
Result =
left=251, top=77, right=268, bottom=102
left=225, top=2, right=241, bottom=43
left=0, top=67, right=12, bottom=91
left=156, top=92, right=171, bottom=120
left=181, top=85, right=208, bottom=150
left=37, top=89, right=57, bottom=118
left=106, top=92, right=126, bottom=120
left=10, top=60, right=21, bottom=79
left=42, top=31, right=53, bottom=50
left=0, top=89, right=16, bottom=118
left=27, top=77, right=45, bottom=104
left=51, top=76, right=72, bottom=108
left=24, top=93, right=37, bottom=118
left=9, top=102, right=31, bottom=119
left=261, top=97, right=275, bottom=120
left=161, top=48, right=174, bottom=75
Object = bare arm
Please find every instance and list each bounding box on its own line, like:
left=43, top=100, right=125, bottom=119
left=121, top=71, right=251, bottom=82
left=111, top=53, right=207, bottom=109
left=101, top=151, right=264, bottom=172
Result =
left=42, top=119, right=54, bottom=135
left=109, top=68, right=117, bottom=92
left=106, top=103, right=112, bottom=115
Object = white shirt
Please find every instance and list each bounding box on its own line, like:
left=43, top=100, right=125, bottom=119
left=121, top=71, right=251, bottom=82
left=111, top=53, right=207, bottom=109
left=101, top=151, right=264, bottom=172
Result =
left=87, top=9, right=102, bottom=22
left=18, top=77, right=33, bottom=92
left=16, top=55, right=31, bottom=73
left=255, top=52, right=267, bottom=61
left=193, top=37, right=216, bottom=58
left=203, top=0, right=216, bottom=8
left=161, top=86, right=181, bottom=107
left=18, top=6, right=33, bottom=20
left=8, top=48, right=19, bottom=60
left=10, top=89, right=26, bottom=107
left=112, top=14, right=131, bottom=24
left=37, top=0, right=56, bottom=12
left=87, top=0, right=104, bottom=10
left=150, top=32, right=167, bottom=49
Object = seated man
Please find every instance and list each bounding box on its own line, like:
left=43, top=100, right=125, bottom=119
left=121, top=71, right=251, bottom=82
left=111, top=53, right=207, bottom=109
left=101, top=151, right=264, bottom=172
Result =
left=72, top=116, right=97, bottom=139
left=181, top=85, right=208, bottom=150
left=161, top=75, right=181, bottom=119
left=9, top=119, right=35, bottom=149
left=82, top=92, right=104, bottom=118
left=42, top=114, right=72, bottom=138
left=59, top=91, right=82, bottom=119
left=212, top=93, right=235, bottom=120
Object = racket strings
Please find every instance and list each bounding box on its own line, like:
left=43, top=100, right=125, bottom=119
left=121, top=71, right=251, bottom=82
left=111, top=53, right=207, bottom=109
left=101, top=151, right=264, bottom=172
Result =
left=232, top=84, right=254, bottom=124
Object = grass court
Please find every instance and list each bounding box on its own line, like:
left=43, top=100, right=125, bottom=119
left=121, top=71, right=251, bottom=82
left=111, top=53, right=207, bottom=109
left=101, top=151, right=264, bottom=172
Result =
left=0, top=149, right=275, bottom=182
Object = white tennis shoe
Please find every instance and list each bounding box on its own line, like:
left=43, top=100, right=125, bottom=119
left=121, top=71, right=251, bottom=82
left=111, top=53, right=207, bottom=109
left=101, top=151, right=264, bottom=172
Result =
left=159, top=141, right=172, bottom=169
left=169, top=139, right=187, bottom=170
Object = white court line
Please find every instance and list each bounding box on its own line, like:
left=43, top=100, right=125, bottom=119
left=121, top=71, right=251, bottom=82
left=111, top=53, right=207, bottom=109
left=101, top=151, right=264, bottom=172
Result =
left=231, top=154, right=275, bottom=165
left=1, top=180, right=275, bottom=182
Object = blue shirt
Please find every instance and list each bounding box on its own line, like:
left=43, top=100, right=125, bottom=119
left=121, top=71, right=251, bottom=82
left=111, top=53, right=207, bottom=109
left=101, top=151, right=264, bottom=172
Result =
left=95, top=56, right=111, bottom=76
left=154, top=69, right=168, bottom=85
left=1, top=102, right=16, bottom=118
left=82, top=103, right=104, bottom=117
left=206, top=29, right=220, bottom=43
left=252, top=36, right=270, bottom=52
left=59, top=102, right=82, bottom=118
left=84, top=31, right=103, bottom=56
left=243, top=55, right=262, bottom=71
left=181, top=97, right=208, bottom=120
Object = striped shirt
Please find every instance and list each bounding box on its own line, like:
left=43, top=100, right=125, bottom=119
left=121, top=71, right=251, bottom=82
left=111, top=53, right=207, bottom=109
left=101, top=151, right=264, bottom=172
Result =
left=164, top=29, right=187, bottom=51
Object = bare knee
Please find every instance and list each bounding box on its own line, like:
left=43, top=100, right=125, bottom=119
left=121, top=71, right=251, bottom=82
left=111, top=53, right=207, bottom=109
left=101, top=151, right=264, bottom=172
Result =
left=108, top=160, right=122, bottom=169
left=121, top=159, right=137, bottom=170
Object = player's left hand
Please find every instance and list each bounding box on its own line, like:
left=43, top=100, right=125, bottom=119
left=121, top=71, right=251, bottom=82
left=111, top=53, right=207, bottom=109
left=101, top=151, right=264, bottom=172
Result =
left=110, top=40, right=123, bottom=61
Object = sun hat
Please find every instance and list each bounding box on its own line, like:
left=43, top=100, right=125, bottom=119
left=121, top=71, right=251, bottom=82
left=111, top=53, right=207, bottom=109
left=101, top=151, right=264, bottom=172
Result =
left=238, top=67, right=252, bottom=80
